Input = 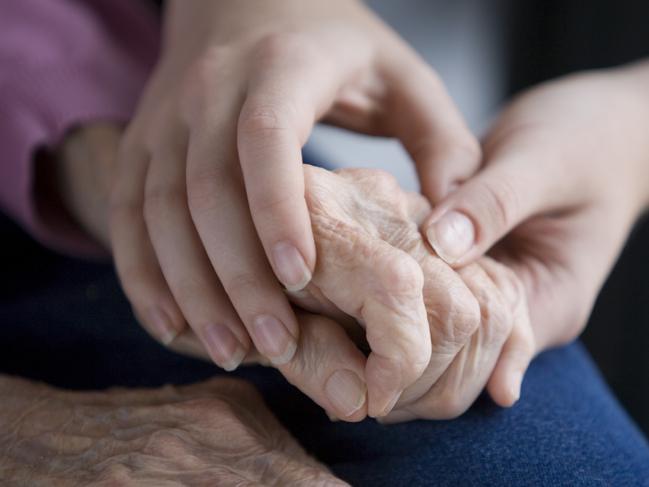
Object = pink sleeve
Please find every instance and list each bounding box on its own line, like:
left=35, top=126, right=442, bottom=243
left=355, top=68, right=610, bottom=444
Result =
left=0, top=0, right=159, bottom=258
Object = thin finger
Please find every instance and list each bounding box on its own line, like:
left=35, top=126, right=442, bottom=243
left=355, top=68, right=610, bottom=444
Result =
left=187, top=129, right=300, bottom=366
left=144, top=141, right=250, bottom=371
left=109, top=143, right=185, bottom=346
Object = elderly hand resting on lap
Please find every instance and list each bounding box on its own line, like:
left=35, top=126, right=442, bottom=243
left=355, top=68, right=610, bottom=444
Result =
left=0, top=375, right=344, bottom=485
left=57, top=127, right=534, bottom=423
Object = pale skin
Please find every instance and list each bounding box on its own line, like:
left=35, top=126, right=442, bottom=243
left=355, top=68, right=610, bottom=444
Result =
left=424, top=61, right=649, bottom=353
left=0, top=375, right=347, bottom=486
left=57, top=127, right=533, bottom=422
left=55, top=60, right=649, bottom=426
left=10, top=61, right=649, bottom=484
left=112, top=0, right=481, bottom=376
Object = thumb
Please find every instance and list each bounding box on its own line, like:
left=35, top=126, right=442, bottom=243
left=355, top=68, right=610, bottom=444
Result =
left=422, top=144, right=555, bottom=266
left=277, top=312, right=368, bottom=422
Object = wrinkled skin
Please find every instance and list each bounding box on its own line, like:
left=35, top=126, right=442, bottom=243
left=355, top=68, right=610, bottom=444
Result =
left=108, top=0, right=481, bottom=375
left=0, top=375, right=346, bottom=486
left=57, top=126, right=534, bottom=422
left=284, top=166, right=535, bottom=421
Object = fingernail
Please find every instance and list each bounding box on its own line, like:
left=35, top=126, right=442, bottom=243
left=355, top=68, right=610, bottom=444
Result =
left=380, top=390, right=402, bottom=417
left=203, top=323, right=246, bottom=371
left=426, top=210, right=474, bottom=264
left=326, top=411, right=340, bottom=422
left=272, top=241, right=312, bottom=292
left=146, top=307, right=178, bottom=346
left=325, top=370, right=367, bottom=418
left=508, top=370, right=523, bottom=404
left=253, top=314, right=297, bottom=365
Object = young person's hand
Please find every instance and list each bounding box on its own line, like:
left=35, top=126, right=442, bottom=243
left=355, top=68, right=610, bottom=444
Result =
left=108, top=0, right=480, bottom=372
left=56, top=136, right=526, bottom=422
left=424, top=62, right=649, bottom=352
left=0, top=375, right=345, bottom=485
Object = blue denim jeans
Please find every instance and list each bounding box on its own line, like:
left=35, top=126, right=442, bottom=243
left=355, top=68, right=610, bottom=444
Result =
left=1, top=210, right=648, bottom=486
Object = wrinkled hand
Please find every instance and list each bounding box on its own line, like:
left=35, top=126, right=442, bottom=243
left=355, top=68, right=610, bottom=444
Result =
left=423, top=63, right=649, bottom=352
left=107, top=0, right=479, bottom=373
left=0, top=375, right=345, bottom=486
left=281, top=166, right=535, bottom=421
left=56, top=129, right=532, bottom=423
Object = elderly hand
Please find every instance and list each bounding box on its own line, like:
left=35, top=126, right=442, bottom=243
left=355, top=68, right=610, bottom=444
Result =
left=282, top=166, right=535, bottom=421
left=422, top=62, right=649, bottom=354
left=106, top=0, right=479, bottom=373
left=56, top=128, right=531, bottom=422
left=0, top=375, right=346, bottom=485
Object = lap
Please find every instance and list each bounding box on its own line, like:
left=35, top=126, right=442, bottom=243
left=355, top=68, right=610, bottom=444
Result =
left=1, top=214, right=648, bottom=486
left=252, top=343, right=649, bottom=486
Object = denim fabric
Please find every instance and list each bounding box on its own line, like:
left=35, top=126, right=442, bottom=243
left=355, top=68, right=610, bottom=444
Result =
left=1, top=213, right=648, bottom=486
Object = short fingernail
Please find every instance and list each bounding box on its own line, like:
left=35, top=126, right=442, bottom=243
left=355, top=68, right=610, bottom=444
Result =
left=508, top=370, right=523, bottom=404
left=272, top=241, right=312, bottom=292
left=426, top=210, right=474, bottom=264
left=203, top=323, right=246, bottom=371
left=325, top=370, right=367, bottom=418
left=253, top=314, right=297, bottom=365
left=380, top=390, right=403, bottom=417
left=326, top=411, right=340, bottom=422
left=146, top=307, right=178, bottom=346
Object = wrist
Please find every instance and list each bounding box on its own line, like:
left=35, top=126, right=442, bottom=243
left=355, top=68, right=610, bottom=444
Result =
left=54, top=123, right=120, bottom=248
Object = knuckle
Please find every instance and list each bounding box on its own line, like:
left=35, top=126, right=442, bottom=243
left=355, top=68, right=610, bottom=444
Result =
left=378, top=251, right=424, bottom=296
left=239, top=103, right=291, bottom=139
left=367, top=168, right=400, bottom=190
left=252, top=31, right=313, bottom=66
left=144, top=428, right=194, bottom=458
left=181, top=47, right=232, bottom=120
left=497, top=264, right=526, bottom=310
left=372, top=327, right=431, bottom=382
left=143, top=184, right=185, bottom=221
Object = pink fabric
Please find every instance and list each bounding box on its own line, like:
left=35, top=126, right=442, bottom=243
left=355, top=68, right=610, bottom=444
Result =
left=0, top=0, right=159, bottom=257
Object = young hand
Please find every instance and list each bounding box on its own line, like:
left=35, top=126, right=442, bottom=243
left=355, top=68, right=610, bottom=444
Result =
left=424, top=62, right=649, bottom=352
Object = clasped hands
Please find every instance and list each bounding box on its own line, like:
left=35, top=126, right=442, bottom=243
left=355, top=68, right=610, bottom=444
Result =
left=57, top=63, right=649, bottom=424
left=279, top=165, right=535, bottom=422
left=59, top=128, right=535, bottom=423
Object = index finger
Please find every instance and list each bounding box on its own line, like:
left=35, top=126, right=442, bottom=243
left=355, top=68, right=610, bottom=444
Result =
left=237, top=36, right=345, bottom=292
